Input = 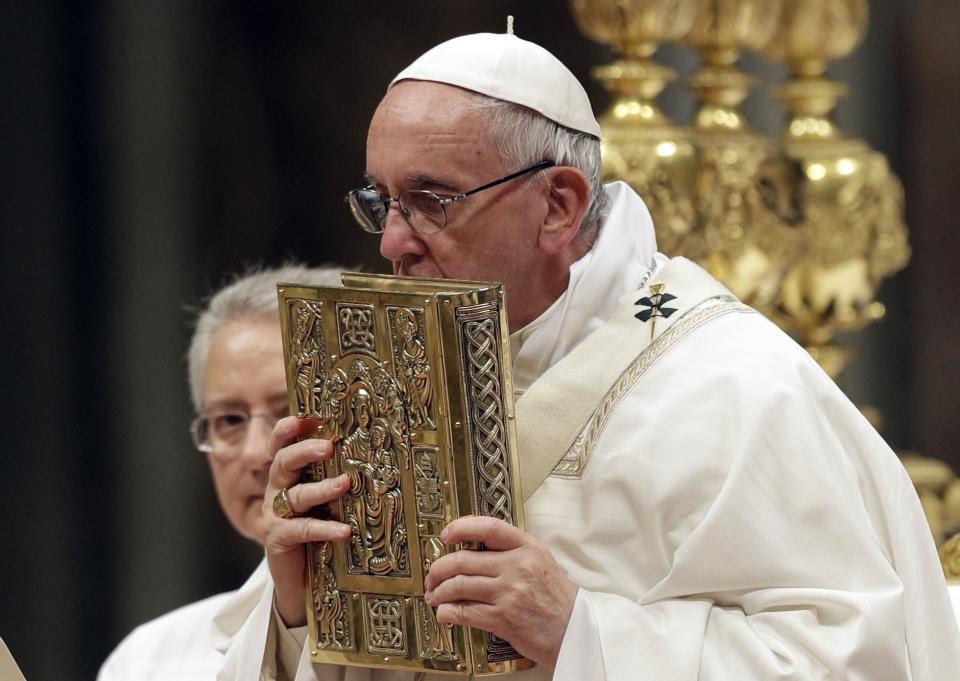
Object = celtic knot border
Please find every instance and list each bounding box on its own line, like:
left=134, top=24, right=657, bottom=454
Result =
left=457, top=304, right=514, bottom=524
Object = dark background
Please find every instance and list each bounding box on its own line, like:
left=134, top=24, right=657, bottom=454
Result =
left=1, top=2, right=957, bottom=679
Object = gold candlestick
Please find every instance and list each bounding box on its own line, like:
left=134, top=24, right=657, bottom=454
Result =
left=681, top=0, right=803, bottom=310
left=761, top=0, right=910, bottom=378
left=570, top=0, right=702, bottom=254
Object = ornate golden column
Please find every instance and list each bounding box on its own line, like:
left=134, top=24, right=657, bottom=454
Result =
left=570, top=0, right=701, bottom=253
left=682, top=0, right=803, bottom=313
left=762, top=0, right=910, bottom=377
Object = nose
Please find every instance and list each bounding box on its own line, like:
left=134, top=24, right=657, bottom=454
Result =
left=238, top=416, right=273, bottom=470
left=379, top=204, right=426, bottom=267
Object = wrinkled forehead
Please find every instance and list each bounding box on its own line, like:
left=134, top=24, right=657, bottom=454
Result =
left=366, top=81, right=502, bottom=177
left=371, top=81, right=489, bottom=137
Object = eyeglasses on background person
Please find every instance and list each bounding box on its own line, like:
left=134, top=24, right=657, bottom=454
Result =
left=190, top=409, right=285, bottom=456
left=345, top=160, right=555, bottom=235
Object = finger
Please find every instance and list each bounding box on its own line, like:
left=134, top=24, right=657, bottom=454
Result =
left=440, top=516, right=532, bottom=551
left=435, top=602, right=501, bottom=636
left=423, top=548, right=502, bottom=591
left=270, top=438, right=333, bottom=488
left=288, top=474, right=350, bottom=513
left=268, top=416, right=323, bottom=459
left=266, top=516, right=351, bottom=552
left=425, top=574, right=500, bottom=607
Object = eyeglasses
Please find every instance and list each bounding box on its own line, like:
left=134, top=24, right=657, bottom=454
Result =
left=345, top=160, right=556, bottom=235
left=190, top=410, right=283, bottom=456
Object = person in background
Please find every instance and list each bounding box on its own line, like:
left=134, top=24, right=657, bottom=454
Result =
left=97, top=264, right=344, bottom=681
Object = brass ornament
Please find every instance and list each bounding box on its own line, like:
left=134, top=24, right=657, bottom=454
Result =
left=762, top=0, right=909, bottom=376
left=571, top=0, right=701, bottom=263
left=277, top=274, right=531, bottom=675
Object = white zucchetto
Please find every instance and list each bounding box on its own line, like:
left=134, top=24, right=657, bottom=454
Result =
left=390, top=32, right=602, bottom=139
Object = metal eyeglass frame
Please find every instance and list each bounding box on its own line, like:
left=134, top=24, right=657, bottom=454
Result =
left=345, top=160, right=556, bottom=235
left=189, top=411, right=280, bottom=455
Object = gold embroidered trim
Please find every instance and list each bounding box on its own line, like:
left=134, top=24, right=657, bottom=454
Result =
left=551, top=298, right=752, bottom=478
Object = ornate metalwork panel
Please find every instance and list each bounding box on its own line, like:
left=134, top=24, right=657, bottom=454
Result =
left=337, top=303, right=377, bottom=356
left=413, top=446, right=444, bottom=521
left=322, top=358, right=411, bottom=578
left=415, top=537, right=458, bottom=661
left=387, top=306, right=436, bottom=430
left=287, top=299, right=327, bottom=418
left=278, top=275, right=529, bottom=675
left=311, top=541, right=354, bottom=651
left=457, top=303, right=515, bottom=525
left=364, top=595, right=406, bottom=656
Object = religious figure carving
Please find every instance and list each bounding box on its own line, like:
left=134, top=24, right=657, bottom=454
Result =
left=316, top=370, right=348, bottom=441
left=418, top=537, right=457, bottom=660
left=414, top=447, right=444, bottom=520
left=371, top=366, right=410, bottom=470
left=341, top=389, right=408, bottom=576
left=312, top=541, right=352, bottom=650
left=289, top=300, right=325, bottom=417
left=391, top=308, right=435, bottom=429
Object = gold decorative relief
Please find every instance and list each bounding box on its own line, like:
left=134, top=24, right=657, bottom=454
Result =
left=413, top=446, right=444, bottom=521
left=288, top=299, right=326, bottom=418
left=388, top=307, right=436, bottom=430
left=337, top=303, right=377, bottom=356
left=459, top=304, right=515, bottom=524
left=312, top=541, right=353, bottom=651
left=279, top=275, right=529, bottom=674
left=323, top=359, right=410, bottom=578
left=416, top=537, right=458, bottom=661
left=364, top=595, right=406, bottom=655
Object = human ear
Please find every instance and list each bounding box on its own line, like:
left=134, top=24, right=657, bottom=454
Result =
left=538, top=166, right=591, bottom=256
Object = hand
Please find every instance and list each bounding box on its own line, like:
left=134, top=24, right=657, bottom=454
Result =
left=423, top=516, right=579, bottom=671
left=262, top=416, right=351, bottom=627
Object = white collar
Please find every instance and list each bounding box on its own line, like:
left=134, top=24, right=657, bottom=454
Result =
left=510, top=181, right=665, bottom=395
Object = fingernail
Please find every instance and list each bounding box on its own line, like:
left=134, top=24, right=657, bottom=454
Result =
left=440, top=527, right=449, bottom=542
left=424, top=590, right=433, bottom=605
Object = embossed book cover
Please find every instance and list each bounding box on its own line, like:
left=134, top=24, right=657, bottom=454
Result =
left=277, top=273, right=530, bottom=675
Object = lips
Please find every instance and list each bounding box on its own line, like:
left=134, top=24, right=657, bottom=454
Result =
left=399, top=260, right=441, bottom=279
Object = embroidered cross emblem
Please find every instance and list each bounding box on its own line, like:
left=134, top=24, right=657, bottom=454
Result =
left=635, top=283, right=678, bottom=338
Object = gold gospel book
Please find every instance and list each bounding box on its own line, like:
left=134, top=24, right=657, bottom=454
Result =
left=277, top=272, right=531, bottom=675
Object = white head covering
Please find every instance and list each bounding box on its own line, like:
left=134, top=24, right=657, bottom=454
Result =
left=391, top=31, right=601, bottom=139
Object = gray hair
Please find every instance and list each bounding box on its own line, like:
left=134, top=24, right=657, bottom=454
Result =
left=468, top=94, right=608, bottom=237
left=187, top=263, right=345, bottom=411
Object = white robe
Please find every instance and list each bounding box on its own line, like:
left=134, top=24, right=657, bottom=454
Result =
left=214, top=183, right=960, bottom=680
left=97, top=591, right=234, bottom=681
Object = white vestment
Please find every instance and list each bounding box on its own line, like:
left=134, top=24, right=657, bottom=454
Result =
left=97, top=592, right=233, bottom=681
left=97, top=561, right=276, bottom=681
left=215, top=183, right=960, bottom=680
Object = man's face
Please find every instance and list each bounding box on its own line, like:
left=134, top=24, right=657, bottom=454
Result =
left=202, top=316, right=287, bottom=544
left=366, top=81, right=550, bottom=331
